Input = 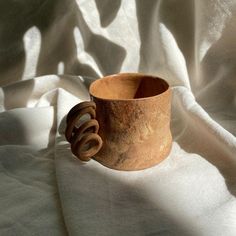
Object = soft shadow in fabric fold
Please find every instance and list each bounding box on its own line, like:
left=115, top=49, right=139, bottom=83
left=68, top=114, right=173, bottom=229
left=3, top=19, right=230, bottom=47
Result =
left=0, top=0, right=126, bottom=86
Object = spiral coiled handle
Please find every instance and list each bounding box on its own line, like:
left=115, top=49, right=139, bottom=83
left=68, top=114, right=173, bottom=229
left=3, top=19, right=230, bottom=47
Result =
left=65, top=101, right=103, bottom=161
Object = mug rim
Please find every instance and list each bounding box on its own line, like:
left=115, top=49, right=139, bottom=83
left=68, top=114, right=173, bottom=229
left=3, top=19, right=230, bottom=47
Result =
left=89, top=72, right=170, bottom=101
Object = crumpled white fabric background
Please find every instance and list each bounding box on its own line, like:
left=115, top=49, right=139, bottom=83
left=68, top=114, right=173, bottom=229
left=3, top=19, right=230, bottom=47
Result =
left=0, top=0, right=236, bottom=235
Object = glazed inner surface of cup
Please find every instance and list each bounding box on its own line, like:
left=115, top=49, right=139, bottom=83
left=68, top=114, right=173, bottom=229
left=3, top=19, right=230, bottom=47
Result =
left=89, top=73, right=169, bottom=100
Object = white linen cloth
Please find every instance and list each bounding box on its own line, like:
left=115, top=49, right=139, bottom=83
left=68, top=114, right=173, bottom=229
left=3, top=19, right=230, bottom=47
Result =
left=0, top=0, right=236, bottom=235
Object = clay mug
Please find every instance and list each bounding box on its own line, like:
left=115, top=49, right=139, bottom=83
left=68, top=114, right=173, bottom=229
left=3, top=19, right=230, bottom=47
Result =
left=65, top=73, right=172, bottom=171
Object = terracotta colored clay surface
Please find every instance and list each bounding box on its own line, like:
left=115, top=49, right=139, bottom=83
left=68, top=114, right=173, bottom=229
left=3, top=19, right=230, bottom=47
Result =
left=66, top=73, right=172, bottom=171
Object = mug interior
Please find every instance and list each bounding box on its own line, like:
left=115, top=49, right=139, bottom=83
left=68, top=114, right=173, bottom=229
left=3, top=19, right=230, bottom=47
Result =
left=89, top=73, right=169, bottom=100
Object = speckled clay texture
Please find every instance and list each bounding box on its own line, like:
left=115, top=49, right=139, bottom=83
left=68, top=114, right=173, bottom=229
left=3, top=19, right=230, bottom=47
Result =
left=92, top=86, right=172, bottom=170
left=66, top=73, right=172, bottom=171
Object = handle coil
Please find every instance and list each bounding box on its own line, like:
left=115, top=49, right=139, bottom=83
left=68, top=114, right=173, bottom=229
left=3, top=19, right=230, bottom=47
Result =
left=65, top=101, right=102, bottom=161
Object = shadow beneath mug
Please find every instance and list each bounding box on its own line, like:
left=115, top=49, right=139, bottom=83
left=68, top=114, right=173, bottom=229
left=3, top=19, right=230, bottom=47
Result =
left=61, top=162, right=193, bottom=235
left=56, top=116, right=195, bottom=235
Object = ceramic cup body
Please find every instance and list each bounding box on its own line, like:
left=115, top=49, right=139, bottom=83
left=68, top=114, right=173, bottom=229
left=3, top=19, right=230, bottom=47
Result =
left=66, top=73, right=172, bottom=171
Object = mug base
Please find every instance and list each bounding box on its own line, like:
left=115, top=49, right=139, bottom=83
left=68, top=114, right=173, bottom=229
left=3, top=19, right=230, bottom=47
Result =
left=93, top=139, right=173, bottom=171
